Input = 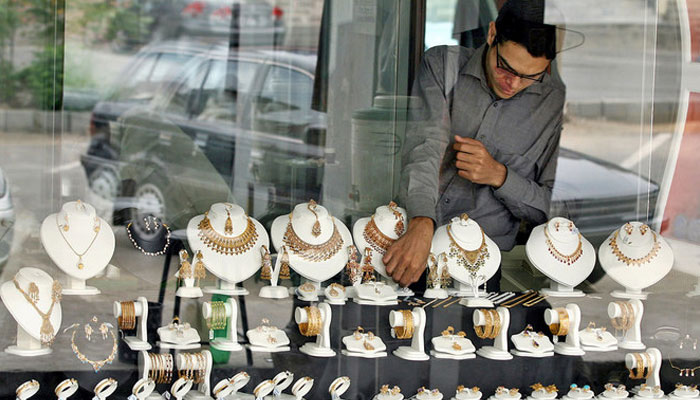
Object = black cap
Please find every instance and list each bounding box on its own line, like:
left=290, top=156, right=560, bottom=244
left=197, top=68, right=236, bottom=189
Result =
left=499, top=0, right=546, bottom=24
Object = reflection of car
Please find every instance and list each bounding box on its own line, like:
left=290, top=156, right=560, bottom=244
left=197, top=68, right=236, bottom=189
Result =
left=0, top=167, right=16, bottom=267
left=180, top=0, right=285, bottom=45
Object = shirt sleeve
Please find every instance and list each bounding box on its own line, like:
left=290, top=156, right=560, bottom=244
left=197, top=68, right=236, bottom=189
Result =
left=399, top=46, right=453, bottom=224
left=492, top=114, right=562, bottom=224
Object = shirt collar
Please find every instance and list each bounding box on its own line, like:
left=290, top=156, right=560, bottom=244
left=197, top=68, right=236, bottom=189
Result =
left=462, top=43, right=546, bottom=96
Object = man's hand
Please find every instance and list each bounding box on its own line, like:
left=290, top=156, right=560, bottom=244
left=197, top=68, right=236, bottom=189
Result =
left=453, top=135, right=507, bottom=188
left=383, top=216, right=434, bottom=287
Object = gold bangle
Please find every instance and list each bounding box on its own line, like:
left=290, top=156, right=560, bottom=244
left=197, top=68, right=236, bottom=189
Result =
left=643, top=352, right=653, bottom=379
left=298, top=306, right=322, bottom=337
left=393, top=310, right=414, bottom=339
left=630, top=353, right=645, bottom=379
left=55, top=378, right=77, bottom=395
left=623, top=302, right=636, bottom=329
left=474, top=309, right=493, bottom=339
left=95, top=378, right=117, bottom=395
left=16, top=380, right=39, bottom=397
left=556, top=308, right=570, bottom=336
left=489, top=309, right=502, bottom=339
left=119, top=301, right=136, bottom=330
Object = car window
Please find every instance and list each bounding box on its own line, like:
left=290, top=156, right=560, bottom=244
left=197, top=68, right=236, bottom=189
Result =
left=258, top=65, right=313, bottom=112
left=150, top=52, right=195, bottom=82
left=163, top=60, right=210, bottom=117
left=197, top=59, right=259, bottom=121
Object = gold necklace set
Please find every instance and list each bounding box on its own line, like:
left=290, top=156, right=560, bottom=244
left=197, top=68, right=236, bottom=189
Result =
left=55, top=213, right=101, bottom=270
left=197, top=211, right=258, bottom=255
left=363, top=216, right=395, bottom=256
left=283, top=213, right=343, bottom=262
left=13, top=278, right=62, bottom=345
left=543, top=225, right=582, bottom=265
left=609, top=229, right=660, bottom=267
left=447, top=225, right=489, bottom=275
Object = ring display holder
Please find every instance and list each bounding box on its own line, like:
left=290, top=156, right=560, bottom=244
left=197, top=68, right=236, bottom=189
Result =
left=93, top=378, right=118, bottom=399
left=353, top=281, right=399, bottom=306
left=56, top=378, right=79, bottom=400
left=430, top=328, right=476, bottom=360
left=626, top=348, right=663, bottom=398
left=525, top=218, right=595, bottom=298
left=324, top=283, right=348, bottom=305
left=596, top=384, right=630, bottom=400
left=295, top=280, right=321, bottom=302
left=451, top=386, right=482, bottom=400
left=328, top=377, right=351, bottom=400
left=113, top=297, right=151, bottom=351
left=259, top=246, right=291, bottom=299
left=526, top=386, right=558, bottom=400
left=342, top=328, right=388, bottom=358
left=157, top=317, right=201, bottom=350
left=212, top=379, right=234, bottom=400
left=130, top=378, right=156, bottom=400
left=227, top=372, right=251, bottom=398
left=296, top=302, right=335, bottom=357
left=171, top=378, right=194, bottom=400
left=271, top=371, right=295, bottom=399
left=40, top=201, right=115, bottom=296
left=203, top=298, right=243, bottom=352
left=390, top=307, right=429, bottom=361
left=175, top=250, right=203, bottom=299
left=510, top=327, right=554, bottom=358
left=668, top=385, right=699, bottom=400
left=254, top=380, right=276, bottom=400
left=474, top=307, right=513, bottom=360
left=545, top=304, right=585, bottom=356
left=181, top=350, right=213, bottom=400
left=1, top=267, right=62, bottom=357
left=561, top=386, right=594, bottom=400
left=292, top=377, right=314, bottom=400
left=609, top=299, right=645, bottom=350
left=416, top=388, right=445, bottom=400
left=246, top=320, right=291, bottom=353
left=579, top=324, right=618, bottom=352
left=15, top=380, right=40, bottom=400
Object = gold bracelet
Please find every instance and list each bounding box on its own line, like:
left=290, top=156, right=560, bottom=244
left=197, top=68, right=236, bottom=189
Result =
left=55, top=378, right=77, bottom=395
left=16, top=380, right=39, bottom=397
left=630, top=353, right=645, bottom=379
left=643, top=352, right=653, bottom=379
left=119, top=301, right=136, bottom=330
left=474, top=309, right=493, bottom=339
left=624, top=302, right=636, bottom=329
left=254, top=380, right=274, bottom=398
left=393, top=310, right=414, bottom=339
left=298, top=306, right=322, bottom=337
left=489, top=310, right=502, bottom=339
left=330, top=377, right=350, bottom=393
left=95, top=378, right=117, bottom=395
left=556, top=308, right=570, bottom=336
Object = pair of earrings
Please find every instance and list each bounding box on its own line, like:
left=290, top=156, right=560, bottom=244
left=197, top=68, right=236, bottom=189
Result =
left=259, top=246, right=291, bottom=281
left=144, top=216, right=160, bottom=231
left=623, top=223, right=650, bottom=236
left=554, top=221, right=574, bottom=232
left=59, top=214, right=100, bottom=232
left=84, top=316, right=110, bottom=341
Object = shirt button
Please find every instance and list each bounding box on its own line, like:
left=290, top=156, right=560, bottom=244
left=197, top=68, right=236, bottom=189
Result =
left=444, top=198, right=450, bottom=204
left=493, top=102, right=499, bottom=108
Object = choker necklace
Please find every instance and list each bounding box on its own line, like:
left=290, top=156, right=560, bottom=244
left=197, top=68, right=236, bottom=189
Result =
left=197, top=212, right=258, bottom=255
left=609, top=230, right=660, bottom=267
left=447, top=225, right=489, bottom=275
left=363, top=216, right=395, bottom=256
left=13, top=278, right=62, bottom=345
left=283, top=213, right=343, bottom=262
left=55, top=213, right=101, bottom=270
left=543, top=226, right=582, bottom=265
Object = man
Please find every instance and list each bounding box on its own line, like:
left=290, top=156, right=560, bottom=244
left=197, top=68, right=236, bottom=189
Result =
left=385, top=0, right=565, bottom=288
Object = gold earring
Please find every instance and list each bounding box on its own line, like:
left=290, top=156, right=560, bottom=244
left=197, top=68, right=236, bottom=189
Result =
left=308, top=199, right=321, bottom=237
left=440, top=265, right=452, bottom=288
left=640, top=224, right=649, bottom=235
left=260, top=245, right=272, bottom=280
left=225, top=209, right=233, bottom=235
left=624, top=223, right=634, bottom=236
left=85, top=323, right=93, bottom=341
left=280, top=249, right=291, bottom=280
left=28, top=282, right=40, bottom=303
left=194, top=251, right=206, bottom=283
left=62, top=214, right=69, bottom=231
left=361, top=248, right=375, bottom=283
left=389, top=201, right=405, bottom=236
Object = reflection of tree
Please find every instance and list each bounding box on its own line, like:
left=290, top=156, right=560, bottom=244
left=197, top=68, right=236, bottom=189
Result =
left=0, top=1, right=21, bottom=104
left=77, top=0, right=153, bottom=51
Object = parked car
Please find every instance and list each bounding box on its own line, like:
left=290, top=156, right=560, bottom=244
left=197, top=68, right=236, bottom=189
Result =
left=0, top=167, right=15, bottom=268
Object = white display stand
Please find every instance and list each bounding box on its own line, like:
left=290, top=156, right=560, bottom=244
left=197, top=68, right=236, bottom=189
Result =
left=295, top=303, right=335, bottom=357
left=353, top=281, right=399, bottom=306
left=55, top=378, right=79, bottom=400
left=271, top=371, right=295, bottom=399
left=172, top=378, right=194, bottom=400
left=373, top=386, right=405, bottom=400
left=15, top=380, right=40, bottom=400
left=424, top=254, right=449, bottom=300
left=561, top=386, right=594, bottom=400
left=626, top=348, right=663, bottom=397
left=341, top=329, right=388, bottom=358
left=579, top=325, right=618, bottom=352
left=430, top=330, right=476, bottom=360
left=40, top=201, right=115, bottom=295
left=113, top=297, right=151, bottom=351
left=227, top=372, right=251, bottom=399
left=328, top=377, right=351, bottom=400
left=474, top=307, right=513, bottom=360
left=417, top=388, right=445, bottom=400
left=295, top=280, right=321, bottom=302
left=545, top=304, right=585, bottom=356
left=181, top=350, right=213, bottom=400
left=270, top=202, right=352, bottom=284
left=203, top=298, right=242, bottom=352
left=157, top=318, right=201, bottom=350
left=510, top=328, right=554, bottom=358
left=599, top=222, right=674, bottom=300
left=390, top=307, right=429, bottom=361
left=609, top=300, right=645, bottom=350
left=93, top=378, right=118, bottom=399
left=451, top=387, right=482, bottom=400
left=175, top=250, right=203, bottom=299
left=292, top=377, right=314, bottom=400
left=187, top=203, right=269, bottom=296
left=432, top=215, right=501, bottom=306
left=259, top=246, right=290, bottom=299
left=130, top=378, right=156, bottom=400
left=253, top=380, right=276, bottom=400
left=1, top=267, right=62, bottom=356
left=525, top=218, right=595, bottom=297
left=212, top=379, right=234, bottom=400
left=352, top=203, right=408, bottom=299
left=668, top=385, right=699, bottom=400
left=324, top=283, right=348, bottom=305
left=526, top=387, right=558, bottom=400
left=596, top=384, right=629, bottom=400
left=246, top=321, right=291, bottom=353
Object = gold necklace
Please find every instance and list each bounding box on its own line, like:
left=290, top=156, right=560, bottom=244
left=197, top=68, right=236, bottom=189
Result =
left=283, top=213, right=343, bottom=262
left=446, top=225, right=489, bottom=275
left=70, top=319, right=118, bottom=372
left=363, top=216, right=395, bottom=256
left=197, top=212, right=258, bottom=255
left=669, top=356, right=700, bottom=377
left=543, top=226, right=582, bottom=265
left=609, top=230, right=661, bottom=267
left=13, top=278, right=62, bottom=345
left=55, top=214, right=101, bottom=269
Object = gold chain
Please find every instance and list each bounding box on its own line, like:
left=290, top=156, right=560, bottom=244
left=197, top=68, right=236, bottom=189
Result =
left=283, top=214, right=343, bottom=262
left=543, top=226, right=582, bottom=265
left=609, top=230, right=661, bottom=267
left=55, top=213, right=101, bottom=269
left=363, top=216, right=395, bottom=255
left=197, top=212, right=258, bottom=255
left=70, top=327, right=118, bottom=372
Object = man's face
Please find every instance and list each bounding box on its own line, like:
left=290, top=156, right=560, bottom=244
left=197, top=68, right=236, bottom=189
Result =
left=485, top=37, right=551, bottom=99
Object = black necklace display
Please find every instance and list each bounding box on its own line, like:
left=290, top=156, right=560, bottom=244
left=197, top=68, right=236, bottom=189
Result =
left=126, top=215, right=171, bottom=256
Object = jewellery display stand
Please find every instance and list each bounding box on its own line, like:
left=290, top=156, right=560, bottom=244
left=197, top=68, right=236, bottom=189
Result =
left=579, top=326, right=618, bottom=352
left=609, top=299, right=645, bottom=350
left=432, top=215, right=501, bottom=306
left=294, top=280, right=321, bottom=302
left=430, top=331, right=476, bottom=360
left=328, top=377, right=351, bottom=400
left=271, top=371, right=295, bottom=400
left=260, top=246, right=290, bottom=299
left=525, top=218, right=595, bottom=298
left=596, top=385, right=629, bottom=400
left=545, top=304, right=585, bottom=356
left=561, top=387, right=594, bottom=400
left=212, top=379, right=234, bottom=399
left=417, top=388, right=445, bottom=400
left=296, top=302, right=335, bottom=357
left=41, top=201, right=115, bottom=295
left=341, top=330, right=388, bottom=358
left=599, top=222, right=673, bottom=300
left=175, top=250, right=202, bottom=299
left=187, top=203, right=269, bottom=296
left=668, top=385, right=699, bottom=400
left=172, top=378, right=194, bottom=400
left=626, top=348, right=663, bottom=396
left=324, top=283, right=348, bottom=305
left=227, top=372, right=251, bottom=399
left=137, top=351, right=164, bottom=399
left=1, top=267, right=62, bottom=356
left=130, top=378, right=156, bottom=400
left=353, top=281, right=399, bottom=306
left=353, top=203, right=409, bottom=298
left=157, top=318, right=201, bottom=350
left=451, top=388, right=482, bottom=400
left=181, top=350, right=213, bottom=400
left=390, top=307, right=429, bottom=361
left=423, top=254, right=449, bottom=300
left=56, top=378, right=79, bottom=400
left=292, top=377, right=314, bottom=400
left=510, top=329, right=554, bottom=358
left=113, top=297, right=152, bottom=351
left=270, top=201, right=352, bottom=286
left=254, top=380, right=276, bottom=400
left=246, top=321, right=291, bottom=353
left=203, top=298, right=243, bottom=352
left=15, top=380, right=40, bottom=400
left=474, top=307, right=513, bottom=360
left=93, top=378, right=118, bottom=399
left=526, top=388, right=558, bottom=400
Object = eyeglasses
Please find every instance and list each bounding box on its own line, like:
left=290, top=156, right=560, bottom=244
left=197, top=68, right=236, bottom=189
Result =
left=495, top=43, right=547, bottom=83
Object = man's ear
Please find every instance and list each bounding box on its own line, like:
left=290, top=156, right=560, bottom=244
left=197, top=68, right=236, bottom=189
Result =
left=487, top=21, right=497, bottom=46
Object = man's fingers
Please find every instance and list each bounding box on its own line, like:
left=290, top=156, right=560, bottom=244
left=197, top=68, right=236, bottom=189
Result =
left=458, top=170, right=472, bottom=181
left=454, top=135, right=484, bottom=145
left=409, top=264, right=425, bottom=285
left=453, top=142, right=483, bottom=155
left=392, top=264, right=406, bottom=286
left=382, top=246, right=395, bottom=268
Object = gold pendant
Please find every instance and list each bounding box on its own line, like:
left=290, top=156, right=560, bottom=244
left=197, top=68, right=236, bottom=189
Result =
left=77, top=257, right=84, bottom=269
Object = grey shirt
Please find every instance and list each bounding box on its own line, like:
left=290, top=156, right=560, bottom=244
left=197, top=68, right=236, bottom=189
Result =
left=400, top=44, right=565, bottom=251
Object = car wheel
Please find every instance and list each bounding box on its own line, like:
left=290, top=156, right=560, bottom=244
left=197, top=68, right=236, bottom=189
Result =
left=89, top=167, right=120, bottom=201
left=134, top=182, right=166, bottom=219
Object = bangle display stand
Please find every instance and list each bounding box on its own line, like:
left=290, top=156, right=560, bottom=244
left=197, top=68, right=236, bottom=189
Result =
left=137, top=352, right=164, bottom=399
left=609, top=299, right=645, bottom=350
left=181, top=350, right=213, bottom=400
left=296, top=303, right=335, bottom=357
left=390, top=307, right=429, bottom=361
left=292, top=377, right=314, bottom=400
left=627, top=348, right=663, bottom=398
left=545, top=304, right=585, bottom=356
left=430, top=327, right=476, bottom=360
left=259, top=246, right=290, bottom=299
left=203, top=298, right=242, bottom=352
left=510, top=327, right=554, bottom=358
left=113, top=297, right=151, bottom=351
left=246, top=320, right=291, bottom=353
left=474, top=307, right=512, bottom=360
left=342, top=328, right=387, bottom=358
